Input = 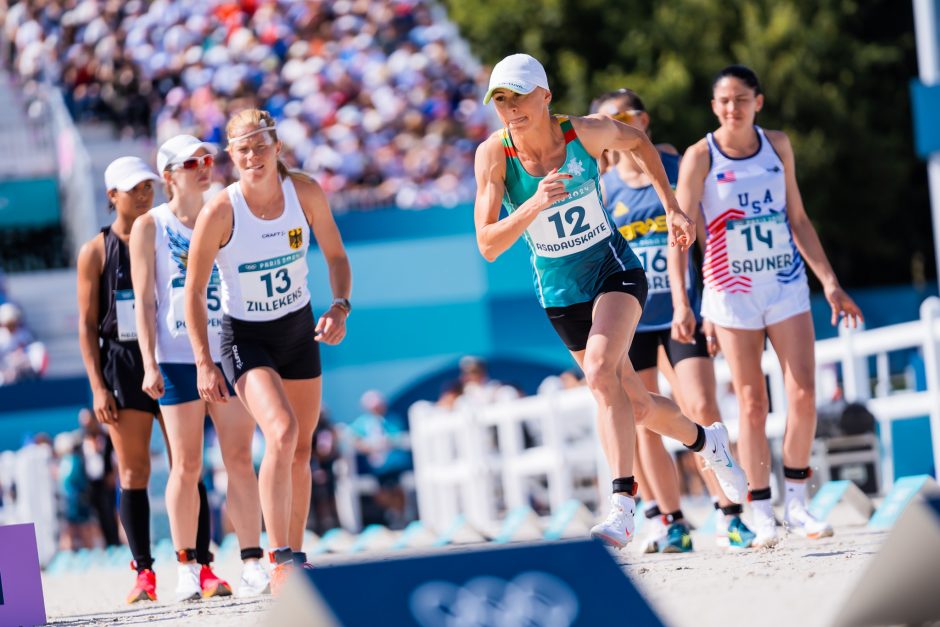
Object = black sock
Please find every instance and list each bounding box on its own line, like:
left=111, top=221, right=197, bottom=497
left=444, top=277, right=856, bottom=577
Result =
left=241, top=547, right=264, bottom=561
left=120, top=488, right=153, bottom=572
left=293, top=551, right=308, bottom=565
left=663, top=510, right=685, bottom=525
left=720, top=503, right=743, bottom=516
left=748, top=487, right=772, bottom=502
left=611, top=476, right=635, bottom=496
left=684, top=424, right=706, bottom=452
left=644, top=505, right=662, bottom=520
left=196, top=480, right=212, bottom=566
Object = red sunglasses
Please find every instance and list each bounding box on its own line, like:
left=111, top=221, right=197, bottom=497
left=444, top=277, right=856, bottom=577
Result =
left=173, top=154, right=214, bottom=170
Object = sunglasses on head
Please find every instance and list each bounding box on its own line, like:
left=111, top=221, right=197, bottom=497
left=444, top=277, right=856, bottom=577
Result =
left=172, top=154, right=214, bottom=171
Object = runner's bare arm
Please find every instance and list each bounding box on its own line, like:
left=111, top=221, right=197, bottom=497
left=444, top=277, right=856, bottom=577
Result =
left=295, top=176, right=351, bottom=345
left=185, top=193, right=232, bottom=368
left=766, top=130, right=862, bottom=327
left=129, top=215, right=160, bottom=374
left=670, top=140, right=711, bottom=342
left=473, top=134, right=569, bottom=261
left=576, top=116, right=694, bottom=250
left=77, top=235, right=117, bottom=423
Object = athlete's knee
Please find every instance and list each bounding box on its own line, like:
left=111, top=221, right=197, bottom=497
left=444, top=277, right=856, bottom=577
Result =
left=169, top=453, right=203, bottom=483
left=583, top=353, right=622, bottom=400
left=292, top=437, right=313, bottom=465
left=787, top=378, right=815, bottom=409
left=684, top=395, right=721, bottom=425
left=737, top=386, right=769, bottom=420
left=220, top=441, right=254, bottom=475
left=264, top=414, right=299, bottom=456
left=119, top=464, right=150, bottom=489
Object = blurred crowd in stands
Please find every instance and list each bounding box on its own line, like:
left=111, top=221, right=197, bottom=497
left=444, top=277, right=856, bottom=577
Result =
left=0, top=272, right=46, bottom=385
left=2, top=0, right=490, bottom=211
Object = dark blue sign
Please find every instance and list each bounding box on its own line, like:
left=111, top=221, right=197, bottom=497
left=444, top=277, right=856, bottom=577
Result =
left=303, top=539, right=662, bottom=626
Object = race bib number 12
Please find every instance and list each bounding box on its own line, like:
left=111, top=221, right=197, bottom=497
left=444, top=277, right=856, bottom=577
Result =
left=525, top=184, right=611, bottom=258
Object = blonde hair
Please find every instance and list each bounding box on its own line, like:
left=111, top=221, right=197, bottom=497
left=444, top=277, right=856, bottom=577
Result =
left=226, top=109, right=313, bottom=184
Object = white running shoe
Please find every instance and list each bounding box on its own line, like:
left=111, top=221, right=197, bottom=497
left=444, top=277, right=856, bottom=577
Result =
left=751, top=504, right=780, bottom=548
left=638, top=515, right=668, bottom=553
left=784, top=498, right=834, bottom=539
left=175, top=563, right=201, bottom=602
left=590, top=494, right=636, bottom=549
left=237, top=560, right=271, bottom=597
left=697, top=424, right=749, bottom=504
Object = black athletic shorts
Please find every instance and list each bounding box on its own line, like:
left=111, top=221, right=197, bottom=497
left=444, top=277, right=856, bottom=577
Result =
left=220, top=305, right=322, bottom=387
left=100, top=339, right=159, bottom=415
left=545, top=268, right=648, bottom=352
left=629, top=322, right=710, bottom=372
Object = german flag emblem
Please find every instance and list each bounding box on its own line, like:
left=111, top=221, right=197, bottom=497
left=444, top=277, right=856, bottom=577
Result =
left=288, top=227, right=303, bottom=250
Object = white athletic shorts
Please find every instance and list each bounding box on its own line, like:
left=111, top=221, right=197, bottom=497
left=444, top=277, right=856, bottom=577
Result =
left=701, top=277, right=810, bottom=330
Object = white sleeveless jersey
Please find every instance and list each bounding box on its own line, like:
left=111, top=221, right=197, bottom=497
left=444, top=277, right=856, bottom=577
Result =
left=215, top=178, right=311, bottom=321
left=700, top=126, right=804, bottom=293
left=150, top=203, right=223, bottom=363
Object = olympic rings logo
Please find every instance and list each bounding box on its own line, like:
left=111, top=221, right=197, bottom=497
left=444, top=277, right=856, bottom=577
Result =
left=408, top=571, right=580, bottom=627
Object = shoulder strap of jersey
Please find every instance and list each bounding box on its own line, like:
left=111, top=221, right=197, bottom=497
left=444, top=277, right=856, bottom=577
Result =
left=499, top=128, right=517, bottom=158
left=557, top=116, right=577, bottom=144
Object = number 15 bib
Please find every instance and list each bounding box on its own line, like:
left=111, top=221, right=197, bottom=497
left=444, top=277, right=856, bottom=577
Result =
left=525, top=182, right=611, bottom=258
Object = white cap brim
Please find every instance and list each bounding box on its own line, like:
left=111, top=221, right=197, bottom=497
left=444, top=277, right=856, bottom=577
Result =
left=112, top=171, right=161, bottom=192
left=483, top=80, right=538, bottom=105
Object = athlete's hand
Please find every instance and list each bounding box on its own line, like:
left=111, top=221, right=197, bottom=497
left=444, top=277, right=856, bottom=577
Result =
left=702, top=319, right=721, bottom=357
left=141, top=366, right=165, bottom=400
left=315, top=306, right=347, bottom=345
left=197, top=363, right=229, bottom=403
left=93, top=386, right=118, bottom=425
left=825, top=285, right=864, bottom=329
left=671, top=303, right=697, bottom=345
left=666, top=208, right=696, bottom=251
left=532, top=169, right=572, bottom=211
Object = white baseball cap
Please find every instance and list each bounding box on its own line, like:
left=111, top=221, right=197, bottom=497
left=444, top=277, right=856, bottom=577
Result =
left=157, top=134, right=218, bottom=172
left=104, top=156, right=160, bottom=192
left=483, top=53, right=550, bottom=104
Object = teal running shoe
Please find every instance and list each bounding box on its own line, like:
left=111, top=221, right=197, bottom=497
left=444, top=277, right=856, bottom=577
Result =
left=661, top=522, right=693, bottom=553
left=725, top=515, right=757, bottom=549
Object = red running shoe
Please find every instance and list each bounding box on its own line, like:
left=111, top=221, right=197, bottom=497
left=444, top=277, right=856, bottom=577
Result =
left=199, top=564, right=233, bottom=598
left=269, top=562, right=292, bottom=597
left=127, top=563, right=157, bottom=604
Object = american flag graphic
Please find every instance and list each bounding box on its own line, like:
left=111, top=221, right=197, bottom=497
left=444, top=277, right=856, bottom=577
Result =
left=716, top=170, right=736, bottom=184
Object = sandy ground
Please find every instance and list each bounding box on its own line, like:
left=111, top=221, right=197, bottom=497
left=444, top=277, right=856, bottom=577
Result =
left=41, top=521, right=885, bottom=627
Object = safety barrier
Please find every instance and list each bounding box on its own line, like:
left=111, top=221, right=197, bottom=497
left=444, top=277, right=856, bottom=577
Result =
left=409, top=297, right=940, bottom=534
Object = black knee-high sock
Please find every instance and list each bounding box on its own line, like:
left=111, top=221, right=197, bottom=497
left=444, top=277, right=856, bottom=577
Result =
left=196, top=481, right=212, bottom=566
left=120, top=488, right=152, bottom=572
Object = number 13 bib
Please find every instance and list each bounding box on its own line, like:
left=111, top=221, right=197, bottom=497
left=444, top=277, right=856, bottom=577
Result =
left=526, top=183, right=611, bottom=258
left=237, top=251, right=308, bottom=314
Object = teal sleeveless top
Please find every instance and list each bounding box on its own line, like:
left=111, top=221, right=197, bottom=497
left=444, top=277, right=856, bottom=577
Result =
left=501, top=116, right=641, bottom=308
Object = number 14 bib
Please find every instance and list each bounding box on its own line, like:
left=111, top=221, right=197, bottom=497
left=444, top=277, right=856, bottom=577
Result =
left=526, top=183, right=611, bottom=258
left=726, top=212, right=794, bottom=277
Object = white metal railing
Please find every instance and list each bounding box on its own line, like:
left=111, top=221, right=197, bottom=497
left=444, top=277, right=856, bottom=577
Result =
left=409, top=297, right=940, bottom=534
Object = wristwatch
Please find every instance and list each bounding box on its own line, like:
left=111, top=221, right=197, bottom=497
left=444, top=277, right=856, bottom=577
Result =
left=331, top=297, right=351, bottom=315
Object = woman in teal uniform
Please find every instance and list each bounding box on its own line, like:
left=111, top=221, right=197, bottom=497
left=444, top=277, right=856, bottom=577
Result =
left=473, top=53, right=748, bottom=548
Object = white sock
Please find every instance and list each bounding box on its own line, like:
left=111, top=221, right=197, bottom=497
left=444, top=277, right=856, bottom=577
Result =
left=784, top=480, right=807, bottom=508
left=750, top=498, right=774, bottom=520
